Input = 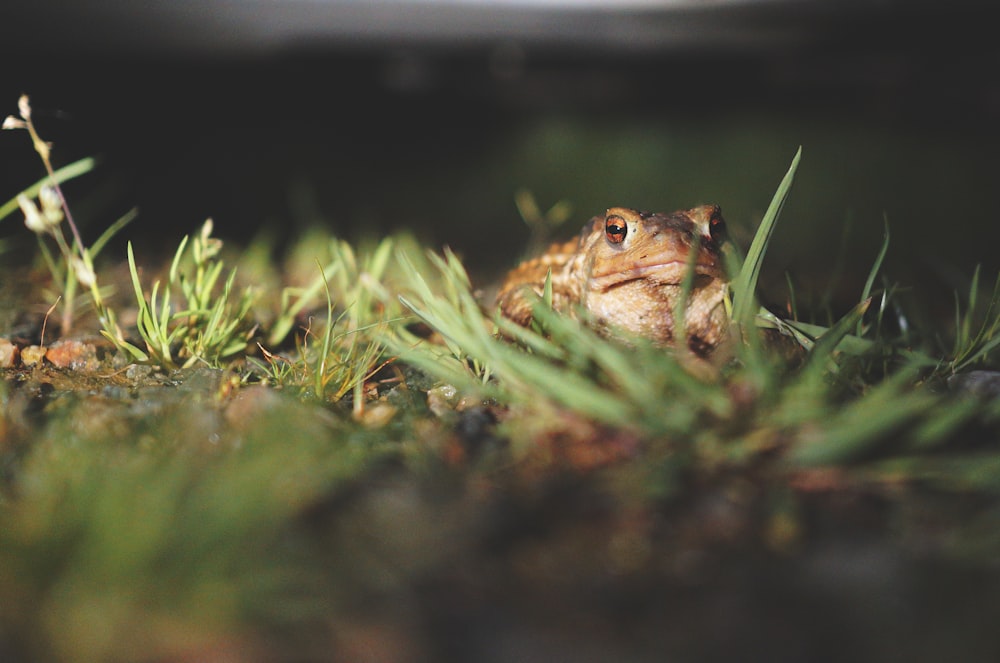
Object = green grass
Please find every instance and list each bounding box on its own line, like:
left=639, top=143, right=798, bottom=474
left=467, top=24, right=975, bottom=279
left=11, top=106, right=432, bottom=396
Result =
left=2, top=133, right=998, bottom=478
left=109, top=221, right=256, bottom=369
left=0, top=387, right=398, bottom=662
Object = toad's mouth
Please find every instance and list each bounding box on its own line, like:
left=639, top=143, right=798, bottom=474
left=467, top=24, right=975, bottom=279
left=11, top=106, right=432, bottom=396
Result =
left=589, top=260, right=721, bottom=291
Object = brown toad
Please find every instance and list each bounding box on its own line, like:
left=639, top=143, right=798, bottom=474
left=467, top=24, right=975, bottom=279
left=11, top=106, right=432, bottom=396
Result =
left=496, top=205, right=730, bottom=356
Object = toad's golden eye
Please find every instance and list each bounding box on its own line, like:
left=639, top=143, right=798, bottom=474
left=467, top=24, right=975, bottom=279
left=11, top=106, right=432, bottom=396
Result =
left=605, top=214, right=627, bottom=244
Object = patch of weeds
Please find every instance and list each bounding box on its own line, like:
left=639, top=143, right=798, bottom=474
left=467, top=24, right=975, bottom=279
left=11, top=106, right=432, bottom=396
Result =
left=948, top=266, right=1000, bottom=373
left=111, top=220, right=256, bottom=369
left=251, top=234, right=408, bottom=411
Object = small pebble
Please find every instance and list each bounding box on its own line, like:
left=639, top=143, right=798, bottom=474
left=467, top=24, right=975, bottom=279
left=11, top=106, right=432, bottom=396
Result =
left=45, top=339, right=98, bottom=371
left=0, top=338, right=18, bottom=368
left=426, top=384, right=459, bottom=417
left=357, top=402, right=397, bottom=428
left=20, top=345, right=45, bottom=366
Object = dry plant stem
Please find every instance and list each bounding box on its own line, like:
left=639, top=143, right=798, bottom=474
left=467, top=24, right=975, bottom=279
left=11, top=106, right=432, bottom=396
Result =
left=10, top=95, right=89, bottom=332
left=20, top=97, right=85, bottom=253
left=39, top=298, right=60, bottom=347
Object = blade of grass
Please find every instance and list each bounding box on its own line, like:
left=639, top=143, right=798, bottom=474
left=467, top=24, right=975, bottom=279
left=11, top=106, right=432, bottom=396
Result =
left=0, top=157, right=99, bottom=223
left=857, top=217, right=890, bottom=336
left=805, top=297, right=871, bottom=370
left=89, top=208, right=139, bottom=258
left=731, top=146, right=801, bottom=328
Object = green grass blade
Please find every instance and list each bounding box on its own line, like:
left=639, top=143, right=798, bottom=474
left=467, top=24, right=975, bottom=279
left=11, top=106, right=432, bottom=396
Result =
left=126, top=242, right=147, bottom=318
left=857, top=217, right=890, bottom=336
left=807, top=297, right=871, bottom=367
left=168, top=235, right=191, bottom=284
left=0, top=157, right=99, bottom=223
left=90, top=207, right=139, bottom=258
left=99, top=331, right=149, bottom=362
left=731, top=147, right=801, bottom=328
left=860, top=217, right=890, bottom=304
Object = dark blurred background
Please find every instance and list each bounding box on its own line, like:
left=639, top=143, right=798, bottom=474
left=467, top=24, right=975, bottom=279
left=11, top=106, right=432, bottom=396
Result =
left=2, top=0, right=999, bottom=302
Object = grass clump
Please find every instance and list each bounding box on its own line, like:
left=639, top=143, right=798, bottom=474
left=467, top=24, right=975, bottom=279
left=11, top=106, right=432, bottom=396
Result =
left=949, top=266, right=1000, bottom=373
left=111, top=220, right=255, bottom=369
left=251, top=235, right=404, bottom=409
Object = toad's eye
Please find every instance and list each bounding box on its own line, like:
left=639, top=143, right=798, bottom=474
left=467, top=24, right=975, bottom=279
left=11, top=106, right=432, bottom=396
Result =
left=709, top=207, right=726, bottom=243
left=605, top=214, right=627, bottom=244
